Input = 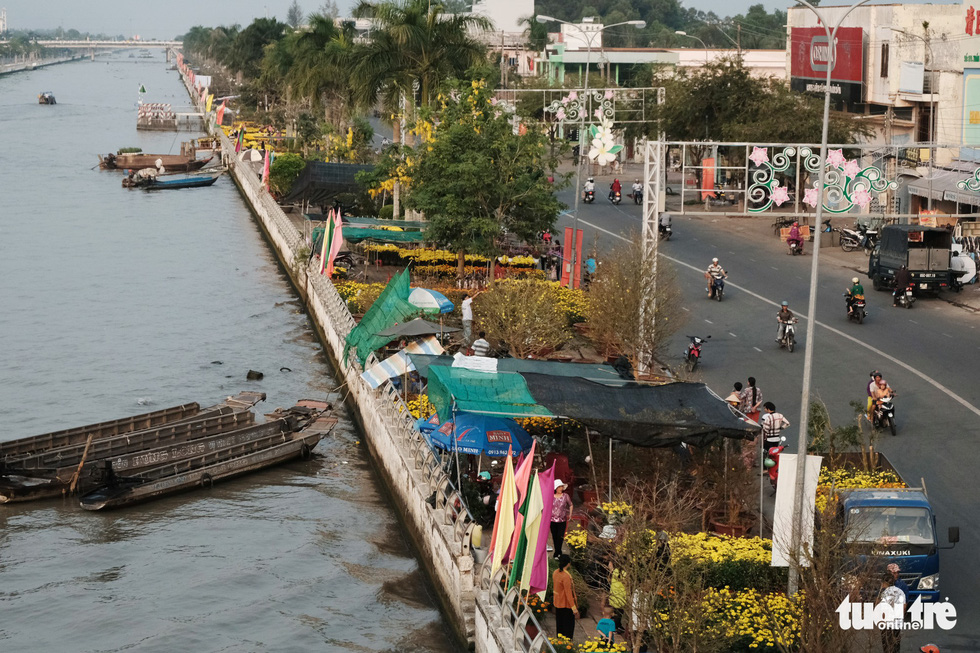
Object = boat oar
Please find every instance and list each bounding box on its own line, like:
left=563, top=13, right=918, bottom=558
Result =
left=67, top=433, right=95, bottom=495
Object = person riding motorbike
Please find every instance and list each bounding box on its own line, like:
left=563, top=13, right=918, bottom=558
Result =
left=631, top=178, right=643, bottom=201
left=866, top=371, right=892, bottom=418
left=659, top=212, right=672, bottom=235
left=776, top=301, right=795, bottom=343
left=871, top=377, right=896, bottom=419
left=893, top=265, right=911, bottom=306
left=787, top=221, right=804, bottom=253
left=705, top=258, right=727, bottom=299
left=609, top=178, right=622, bottom=201
left=845, top=277, right=865, bottom=316
left=583, top=177, right=596, bottom=200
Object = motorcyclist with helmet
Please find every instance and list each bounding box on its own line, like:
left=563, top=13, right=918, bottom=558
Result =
left=583, top=177, right=595, bottom=197
left=787, top=221, right=804, bottom=253
left=845, top=277, right=865, bottom=317
left=776, top=301, right=795, bottom=343
left=892, top=265, right=911, bottom=307
left=609, top=178, right=622, bottom=201
left=631, top=178, right=643, bottom=202
left=705, top=257, right=727, bottom=299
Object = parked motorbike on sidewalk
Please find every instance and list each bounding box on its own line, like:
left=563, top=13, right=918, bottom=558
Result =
left=873, top=395, right=898, bottom=435
left=684, top=335, right=710, bottom=372
left=839, top=223, right=879, bottom=254
left=777, top=318, right=799, bottom=352
left=764, top=437, right=788, bottom=492
left=896, top=283, right=916, bottom=309
left=845, top=294, right=866, bottom=324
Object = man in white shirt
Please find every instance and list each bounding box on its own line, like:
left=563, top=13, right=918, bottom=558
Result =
left=471, top=332, right=491, bottom=357
left=461, top=293, right=474, bottom=345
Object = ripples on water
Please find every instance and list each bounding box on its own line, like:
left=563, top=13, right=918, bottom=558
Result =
left=0, top=53, right=457, bottom=652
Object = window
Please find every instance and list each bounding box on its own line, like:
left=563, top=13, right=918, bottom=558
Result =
left=881, top=43, right=889, bottom=78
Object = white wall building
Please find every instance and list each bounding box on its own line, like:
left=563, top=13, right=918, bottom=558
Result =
left=467, top=0, right=535, bottom=35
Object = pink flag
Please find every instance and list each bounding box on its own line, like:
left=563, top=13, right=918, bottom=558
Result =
left=529, top=464, right=555, bottom=595
left=261, top=148, right=271, bottom=190
left=325, top=209, right=344, bottom=276
left=216, top=100, right=226, bottom=127
left=490, top=447, right=517, bottom=577
left=507, top=439, right=536, bottom=559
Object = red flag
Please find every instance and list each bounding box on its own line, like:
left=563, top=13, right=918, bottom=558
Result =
left=261, top=148, right=271, bottom=189
left=507, top=440, right=537, bottom=559
left=326, top=209, right=344, bottom=276
left=215, top=100, right=226, bottom=127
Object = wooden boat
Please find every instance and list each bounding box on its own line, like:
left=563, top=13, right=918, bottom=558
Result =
left=0, top=406, right=324, bottom=504
left=129, top=172, right=223, bottom=191
left=80, top=400, right=337, bottom=510
left=38, top=92, right=56, bottom=105
left=0, top=391, right=264, bottom=467
left=99, top=152, right=213, bottom=172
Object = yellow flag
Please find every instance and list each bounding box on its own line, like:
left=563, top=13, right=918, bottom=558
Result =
left=490, top=450, right=517, bottom=578
left=206, top=94, right=214, bottom=113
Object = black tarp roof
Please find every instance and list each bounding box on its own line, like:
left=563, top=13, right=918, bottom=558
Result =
left=281, top=161, right=373, bottom=205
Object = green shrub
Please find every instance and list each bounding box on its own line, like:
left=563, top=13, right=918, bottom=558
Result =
left=268, top=152, right=306, bottom=199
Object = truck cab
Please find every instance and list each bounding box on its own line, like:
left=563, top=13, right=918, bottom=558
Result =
left=841, top=489, right=945, bottom=602
left=868, top=224, right=952, bottom=294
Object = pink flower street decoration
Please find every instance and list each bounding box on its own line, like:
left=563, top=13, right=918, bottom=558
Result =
left=853, top=187, right=872, bottom=207
left=827, top=149, right=846, bottom=169
left=748, top=146, right=769, bottom=167
left=568, top=91, right=578, bottom=101
left=556, top=108, right=566, bottom=121
left=594, top=108, right=603, bottom=119
left=771, top=185, right=791, bottom=206
left=842, top=159, right=861, bottom=179
left=803, top=187, right=820, bottom=207
left=604, top=89, right=614, bottom=99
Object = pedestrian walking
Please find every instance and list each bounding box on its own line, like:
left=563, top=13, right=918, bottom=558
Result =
left=741, top=377, right=763, bottom=422
left=878, top=572, right=905, bottom=653
left=550, top=479, right=572, bottom=558
left=552, top=554, right=579, bottom=639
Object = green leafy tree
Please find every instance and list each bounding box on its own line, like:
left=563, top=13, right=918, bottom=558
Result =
left=407, top=81, right=566, bottom=277
left=286, top=1, right=305, bottom=29
left=229, top=18, right=288, bottom=78
left=268, top=153, right=307, bottom=197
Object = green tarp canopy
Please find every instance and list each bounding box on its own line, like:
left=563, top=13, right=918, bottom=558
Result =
left=342, top=228, right=427, bottom=244
left=343, top=268, right=417, bottom=366
left=307, top=215, right=428, bottom=230
left=408, top=354, right=633, bottom=386
left=416, top=356, right=758, bottom=448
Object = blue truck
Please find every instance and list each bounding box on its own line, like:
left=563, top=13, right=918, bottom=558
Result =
left=827, top=452, right=959, bottom=602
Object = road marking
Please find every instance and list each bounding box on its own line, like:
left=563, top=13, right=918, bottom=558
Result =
left=729, top=332, right=737, bottom=338
left=943, top=333, right=953, bottom=338
left=908, top=319, right=918, bottom=324
left=681, top=306, right=690, bottom=312
left=753, top=347, right=762, bottom=352
left=704, top=319, right=714, bottom=324
left=770, top=266, right=779, bottom=270
left=661, top=252, right=980, bottom=419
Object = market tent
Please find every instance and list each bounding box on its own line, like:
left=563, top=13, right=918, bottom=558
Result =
left=427, top=365, right=553, bottom=418
left=281, top=161, right=373, bottom=205
left=360, top=336, right=444, bottom=389
left=375, top=318, right=459, bottom=338
left=342, top=228, right=427, bottom=244
left=344, top=269, right=417, bottom=366
left=407, top=354, right=632, bottom=386
left=427, top=412, right=533, bottom=456
left=337, top=216, right=427, bottom=230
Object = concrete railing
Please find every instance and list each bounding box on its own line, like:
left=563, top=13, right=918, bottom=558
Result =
left=476, top=559, right=557, bottom=653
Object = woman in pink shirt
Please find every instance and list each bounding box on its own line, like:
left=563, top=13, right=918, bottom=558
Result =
left=550, top=479, right=572, bottom=558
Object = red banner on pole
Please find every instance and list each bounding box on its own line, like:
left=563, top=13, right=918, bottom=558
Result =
left=561, top=227, right=573, bottom=287
left=572, top=229, right=584, bottom=289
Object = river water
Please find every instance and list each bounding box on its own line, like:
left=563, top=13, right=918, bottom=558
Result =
left=0, top=53, right=456, bottom=653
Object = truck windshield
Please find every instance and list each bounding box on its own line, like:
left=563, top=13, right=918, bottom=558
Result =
left=846, top=506, right=935, bottom=546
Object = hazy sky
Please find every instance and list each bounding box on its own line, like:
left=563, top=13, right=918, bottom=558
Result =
left=1, top=0, right=963, bottom=40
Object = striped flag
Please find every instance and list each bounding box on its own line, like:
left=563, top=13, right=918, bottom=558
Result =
left=528, top=464, right=555, bottom=595
left=235, top=127, right=245, bottom=154
left=325, top=209, right=344, bottom=276
left=490, top=448, right=517, bottom=578
left=517, top=471, right=545, bottom=592
left=507, top=439, right=537, bottom=560
left=318, top=210, right=331, bottom=275
left=261, top=148, right=271, bottom=190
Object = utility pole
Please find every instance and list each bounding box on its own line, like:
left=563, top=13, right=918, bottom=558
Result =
left=737, top=23, right=741, bottom=57
left=500, top=31, right=506, bottom=88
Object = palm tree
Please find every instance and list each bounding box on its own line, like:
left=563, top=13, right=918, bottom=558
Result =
left=352, top=0, right=492, bottom=109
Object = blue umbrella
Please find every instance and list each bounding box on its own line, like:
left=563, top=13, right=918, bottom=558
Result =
left=408, top=287, right=454, bottom=314
left=416, top=412, right=442, bottom=433
left=428, top=412, right=533, bottom=457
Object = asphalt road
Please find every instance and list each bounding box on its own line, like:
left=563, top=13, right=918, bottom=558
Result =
left=554, top=177, right=980, bottom=651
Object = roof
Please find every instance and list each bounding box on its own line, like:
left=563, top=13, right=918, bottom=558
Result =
left=280, top=161, right=373, bottom=205
left=880, top=223, right=951, bottom=234
left=906, top=173, right=980, bottom=206
left=842, top=489, right=931, bottom=510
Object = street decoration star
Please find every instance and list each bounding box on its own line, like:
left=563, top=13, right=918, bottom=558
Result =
left=771, top=185, right=790, bottom=206
left=749, top=146, right=769, bottom=167
left=803, top=187, right=820, bottom=207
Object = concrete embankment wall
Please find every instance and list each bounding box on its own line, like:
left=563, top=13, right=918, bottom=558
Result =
left=0, top=55, right=86, bottom=76
left=175, top=64, right=520, bottom=650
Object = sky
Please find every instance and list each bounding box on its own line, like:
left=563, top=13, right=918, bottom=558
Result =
left=0, top=0, right=964, bottom=40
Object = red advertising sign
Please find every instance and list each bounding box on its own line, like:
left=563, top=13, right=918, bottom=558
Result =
left=790, top=27, right=864, bottom=83
left=485, top=430, right=513, bottom=443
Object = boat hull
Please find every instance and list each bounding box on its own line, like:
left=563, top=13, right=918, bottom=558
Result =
left=100, top=154, right=213, bottom=172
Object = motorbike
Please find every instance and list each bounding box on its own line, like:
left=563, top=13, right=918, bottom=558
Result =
left=708, top=276, right=725, bottom=301
left=872, top=395, right=898, bottom=435
left=788, top=238, right=804, bottom=256
left=764, top=437, right=788, bottom=491
left=777, top=318, right=799, bottom=353
left=845, top=294, right=866, bottom=324
left=334, top=251, right=358, bottom=269
left=896, top=283, right=915, bottom=309
left=659, top=223, right=672, bottom=241
left=839, top=223, right=879, bottom=254
left=610, top=190, right=622, bottom=205
left=632, top=189, right=643, bottom=205
left=684, top=335, right=709, bottom=372
left=583, top=189, right=595, bottom=204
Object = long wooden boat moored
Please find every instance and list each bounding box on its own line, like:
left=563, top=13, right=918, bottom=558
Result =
left=0, top=410, right=256, bottom=503
left=80, top=400, right=337, bottom=511
left=0, top=391, right=265, bottom=466
left=98, top=152, right=214, bottom=172
left=0, top=406, right=316, bottom=504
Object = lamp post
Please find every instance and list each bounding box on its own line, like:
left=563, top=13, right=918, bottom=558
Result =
left=895, top=28, right=936, bottom=210
left=674, top=30, right=709, bottom=65
left=786, top=0, right=875, bottom=596
left=537, top=15, right=646, bottom=287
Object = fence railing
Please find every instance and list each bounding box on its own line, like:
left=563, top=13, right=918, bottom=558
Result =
left=479, top=559, right=557, bottom=653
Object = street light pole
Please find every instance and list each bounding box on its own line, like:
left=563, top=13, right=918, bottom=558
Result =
left=674, top=30, right=709, bottom=66
left=537, top=16, right=646, bottom=287
left=786, top=0, right=875, bottom=596
left=895, top=28, right=936, bottom=210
